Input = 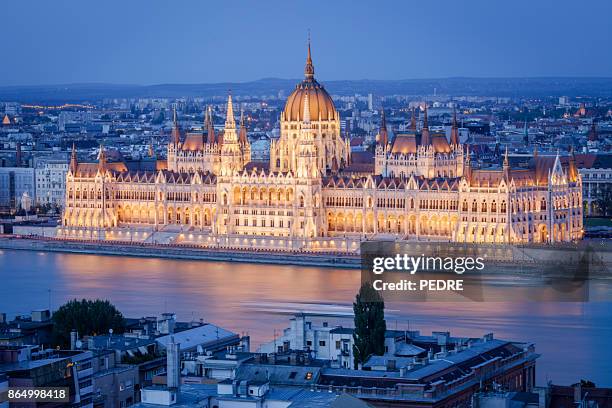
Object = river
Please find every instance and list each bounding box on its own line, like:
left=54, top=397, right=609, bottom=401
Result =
left=1, top=248, right=611, bottom=386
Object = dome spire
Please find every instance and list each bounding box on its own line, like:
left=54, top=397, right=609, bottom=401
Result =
left=304, top=31, right=315, bottom=80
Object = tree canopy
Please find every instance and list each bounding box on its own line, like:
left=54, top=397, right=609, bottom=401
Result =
left=52, top=299, right=125, bottom=348
left=352, top=283, right=386, bottom=369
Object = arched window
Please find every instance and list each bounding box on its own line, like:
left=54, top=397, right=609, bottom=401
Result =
left=491, top=201, right=497, bottom=212
left=481, top=200, right=487, bottom=213
left=462, top=200, right=468, bottom=212
left=501, top=200, right=507, bottom=213
left=541, top=198, right=546, bottom=211
left=472, top=200, right=478, bottom=212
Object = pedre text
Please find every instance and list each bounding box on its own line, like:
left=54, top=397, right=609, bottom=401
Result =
left=372, top=254, right=485, bottom=275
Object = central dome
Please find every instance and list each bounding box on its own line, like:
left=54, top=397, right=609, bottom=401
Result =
left=282, top=42, right=337, bottom=122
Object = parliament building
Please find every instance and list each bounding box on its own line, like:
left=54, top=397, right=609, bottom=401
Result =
left=58, top=43, right=583, bottom=251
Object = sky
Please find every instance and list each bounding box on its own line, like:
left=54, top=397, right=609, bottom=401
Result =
left=1, top=0, right=611, bottom=86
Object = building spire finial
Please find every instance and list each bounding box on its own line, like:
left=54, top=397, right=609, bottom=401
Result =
left=304, top=31, right=315, bottom=80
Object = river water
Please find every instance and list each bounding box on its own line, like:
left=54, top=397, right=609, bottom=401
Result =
left=1, top=248, right=611, bottom=386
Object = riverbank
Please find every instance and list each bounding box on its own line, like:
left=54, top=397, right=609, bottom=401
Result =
left=0, top=235, right=361, bottom=268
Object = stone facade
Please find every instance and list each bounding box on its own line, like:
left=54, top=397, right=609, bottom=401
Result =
left=59, top=44, right=583, bottom=249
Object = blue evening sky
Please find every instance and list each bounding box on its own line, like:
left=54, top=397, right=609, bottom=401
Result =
left=1, top=0, right=611, bottom=85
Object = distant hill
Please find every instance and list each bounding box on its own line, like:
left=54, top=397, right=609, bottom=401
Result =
left=1, top=77, right=611, bottom=103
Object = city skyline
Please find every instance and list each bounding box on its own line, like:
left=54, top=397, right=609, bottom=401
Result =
left=2, top=0, right=612, bottom=86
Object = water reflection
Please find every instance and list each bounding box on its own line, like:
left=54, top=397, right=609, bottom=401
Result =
left=1, top=249, right=610, bottom=386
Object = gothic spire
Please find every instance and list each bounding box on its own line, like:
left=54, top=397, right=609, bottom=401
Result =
left=421, top=105, right=430, bottom=146
left=378, top=108, right=388, bottom=146
left=207, top=106, right=216, bottom=144
left=70, top=143, right=78, bottom=173
left=98, top=144, right=107, bottom=171
left=239, top=107, right=248, bottom=145
left=304, top=32, right=315, bottom=80
left=503, top=145, right=509, bottom=167
left=225, top=92, right=236, bottom=129
left=450, top=107, right=459, bottom=145
left=410, top=107, right=416, bottom=131
left=171, top=106, right=180, bottom=145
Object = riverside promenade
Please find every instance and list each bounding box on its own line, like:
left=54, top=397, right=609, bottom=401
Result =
left=0, top=235, right=361, bottom=268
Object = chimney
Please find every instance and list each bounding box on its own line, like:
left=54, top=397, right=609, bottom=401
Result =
left=240, top=335, right=250, bottom=352
left=70, top=330, right=78, bottom=350
left=166, top=336, right=181, bottom=391
left=573, top=383, right=582, bottom=405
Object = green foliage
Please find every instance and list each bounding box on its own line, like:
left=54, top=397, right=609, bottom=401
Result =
left=52, top=299, right=125, bottom=348
left=352, top=284, right=386, bottom=369
left=580, top=379, right=596, bottom=388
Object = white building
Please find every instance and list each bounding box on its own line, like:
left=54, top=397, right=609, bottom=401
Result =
left=35, top=155, right=69, bottom=207
left=257, top=314, right=354, bottom=369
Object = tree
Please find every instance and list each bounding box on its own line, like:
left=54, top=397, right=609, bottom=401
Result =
left=52, top=299, right=125, bottom=348
left=352, top=283, right=386, bottom=369
left=580, top=379, right=596, bottom=388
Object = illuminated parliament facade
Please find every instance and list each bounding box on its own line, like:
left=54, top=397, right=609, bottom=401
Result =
left=59, top=44, right=583, bottom=251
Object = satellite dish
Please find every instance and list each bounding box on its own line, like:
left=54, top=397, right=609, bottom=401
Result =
left=75, top=340, right=83, bottom=349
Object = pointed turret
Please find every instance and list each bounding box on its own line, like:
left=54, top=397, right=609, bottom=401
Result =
left=465, top=144, right=472, bottom=182
left=503, top=145, right=509, bottom=165
left=567, top=146, right=578, bottom=182
left=148, top=141, right=155, bottom=158
left=225, top=93, right=236, bottom=131
left=421, top=105, right=430, bottom=146
left=171, top=107, right=180, bottom=145
left=238, top=108, right=248, bottom=146
left=533, top=145, right=538, bottom=158
left=98, top=144, right=107, bottom=172
left=450, top=107, right=459, bottom=145
left=70, top=143, right=78, bottom=173
left=220, top=92, right=242, bottom=175
left=377, top=109, right=389, bottom=147
left=410, top=107, right=416, bottom=131
left=206, top=106, right=216, bottom=144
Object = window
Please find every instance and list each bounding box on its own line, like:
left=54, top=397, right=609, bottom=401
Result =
left=336, top=341, right=341, bottom=350
left=289, top=371, right=297, bottom=379
left=319, top=340, right=326, bottom=347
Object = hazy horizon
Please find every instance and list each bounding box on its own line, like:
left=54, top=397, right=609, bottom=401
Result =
left=2, top=0, right=611, bottom=86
